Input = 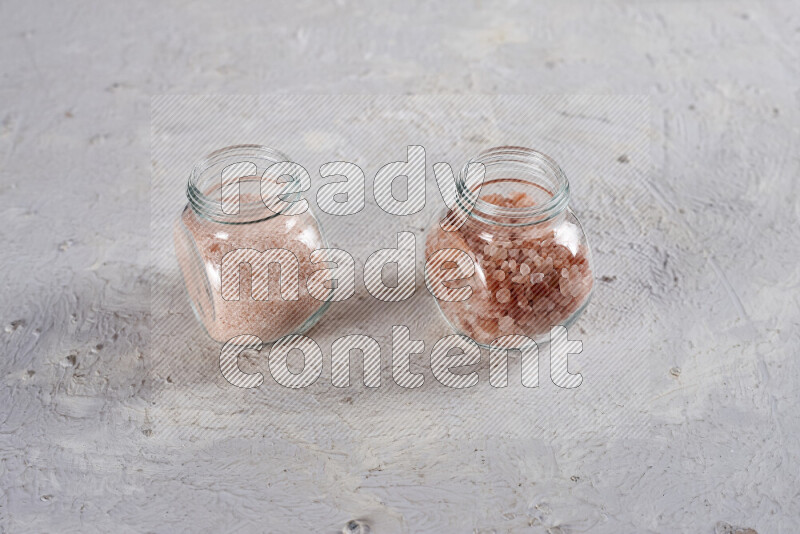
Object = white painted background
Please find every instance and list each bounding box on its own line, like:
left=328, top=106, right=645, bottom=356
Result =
left=1, top=2, right=798, bottom=533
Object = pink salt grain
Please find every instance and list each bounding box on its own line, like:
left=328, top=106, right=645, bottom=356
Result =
left=498, top=315, right=515, bottom=332
left=496, top=288, right=512, bottom=303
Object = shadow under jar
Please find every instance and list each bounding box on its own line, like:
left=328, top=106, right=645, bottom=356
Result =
left=425, top=147, right=594, bottom=348
left=173, top=145, right=330, bottom=344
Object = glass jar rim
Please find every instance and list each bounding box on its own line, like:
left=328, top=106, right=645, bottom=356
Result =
left=455, top=146, right=571, bottom=227
left=187, top=144, right=298, bottom=224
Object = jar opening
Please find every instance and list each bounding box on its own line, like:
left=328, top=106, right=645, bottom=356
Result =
left=455, top=146, right=570, bottom=227
left=187, top=145, right=299, bottom=224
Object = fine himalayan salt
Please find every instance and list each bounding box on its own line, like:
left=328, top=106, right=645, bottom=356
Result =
left=174, top=192, right=327, bottom=344
left=426, top=191, right=593, bottom=345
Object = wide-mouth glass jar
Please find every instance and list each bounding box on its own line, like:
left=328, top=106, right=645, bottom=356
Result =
left=173, top=145, right=330, bottom=344
left=425, top=146, right=594, bottom=348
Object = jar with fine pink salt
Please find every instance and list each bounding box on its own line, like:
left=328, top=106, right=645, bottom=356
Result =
left=425, top=146, right=594, bottom=347
left=173, top=145, right=330, bottom=344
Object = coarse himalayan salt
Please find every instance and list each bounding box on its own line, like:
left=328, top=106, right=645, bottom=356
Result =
left=175, top=190, right=328, bottom=343
left=426, top=191, right=593, bottom=345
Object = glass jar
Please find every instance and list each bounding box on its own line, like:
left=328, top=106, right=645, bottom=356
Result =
left=425, top=146, right=594, bottom=347
left=173, top=145, right=330, bottom=344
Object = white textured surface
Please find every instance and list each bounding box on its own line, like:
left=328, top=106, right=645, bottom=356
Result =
left=1, top=2, right=799, bottom=533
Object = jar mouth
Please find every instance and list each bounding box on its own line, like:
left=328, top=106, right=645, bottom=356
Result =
left=455, top=146, right=570, bottom=227
left=188, top=144, right=300, bottom=224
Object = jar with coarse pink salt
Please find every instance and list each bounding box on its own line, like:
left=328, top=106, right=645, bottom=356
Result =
left=425, top=146, right=594, bottom=348
left=173, top=145, right=330, bottom=344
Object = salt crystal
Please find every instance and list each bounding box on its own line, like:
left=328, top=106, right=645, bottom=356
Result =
left=559, top=277, right=572, bottom=296
left=498, top=315, right=515, bottom=332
